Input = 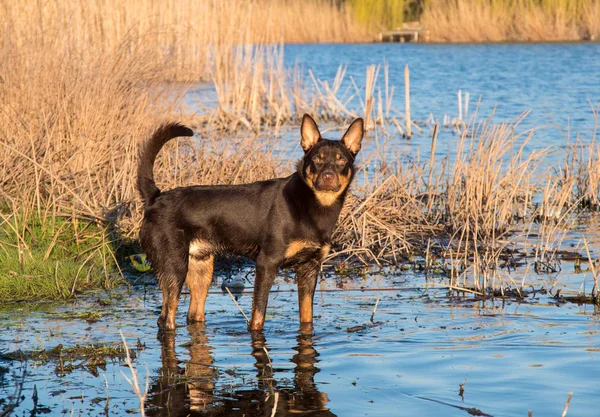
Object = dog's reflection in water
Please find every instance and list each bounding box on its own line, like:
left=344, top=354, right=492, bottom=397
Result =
left=146, top=324, right=215, bottom=415
left=146, top=325, right=336, bottom=417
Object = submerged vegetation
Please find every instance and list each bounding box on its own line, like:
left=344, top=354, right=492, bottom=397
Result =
left=0, top=342, right=136, bottom=376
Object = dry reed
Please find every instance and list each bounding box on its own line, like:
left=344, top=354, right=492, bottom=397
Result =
left=421, top=0, right=600, bottom=42
left=2, top=0, right=598, bottom=300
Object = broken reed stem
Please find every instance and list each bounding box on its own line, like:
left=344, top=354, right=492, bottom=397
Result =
left=428, top=122, right=439, bottom=191
left=561, top=391, right=573, bottom=417
left=119, top=330, right=148, bottom=417
left=582, top=238, right=599, bottom=299
left=404, top=65, right=412, bottom=139
left=225, top=286, right=250, bottom=324
left=270, top=392, right=280, bottom=417
left=370, top=297, right=380, bottom=322
left=427, top=283, right=484, bottom=296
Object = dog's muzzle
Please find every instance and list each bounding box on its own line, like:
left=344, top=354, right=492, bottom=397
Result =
left=315, top=170, right=341, bottom=192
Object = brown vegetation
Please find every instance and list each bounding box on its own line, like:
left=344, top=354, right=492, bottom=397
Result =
left=1, top=0, right=598, bottom=300
left=422, top=0, right=600, bottom=42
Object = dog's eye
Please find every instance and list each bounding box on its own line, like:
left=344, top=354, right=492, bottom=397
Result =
left=313, top=156, right=323, bottom=164
left=335, top=158, right=347, bottom=167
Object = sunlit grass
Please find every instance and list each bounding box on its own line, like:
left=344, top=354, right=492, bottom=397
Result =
left=0, top=207, right=120, bottom=300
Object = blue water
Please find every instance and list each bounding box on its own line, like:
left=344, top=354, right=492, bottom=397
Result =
left=1, top=271, right=599, bottom=417
left=285, top=43, right=600, bottom=136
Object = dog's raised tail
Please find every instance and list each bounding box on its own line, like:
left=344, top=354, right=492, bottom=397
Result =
left=138, top=123, right=194, bottom=207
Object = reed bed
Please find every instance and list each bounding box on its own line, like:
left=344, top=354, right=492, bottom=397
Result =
left=330, top=110, right=599, bottom=296
left=421, top=0, right=600, bottom=42
left=2, top=0, right=370, bottom=83
left=2, top=0, right=599, bottom=301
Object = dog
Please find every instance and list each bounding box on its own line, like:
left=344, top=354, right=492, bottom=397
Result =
left=137, top=114, right=364, bottom=331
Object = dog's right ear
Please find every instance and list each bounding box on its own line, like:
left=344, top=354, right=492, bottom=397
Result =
left=301, top=114, right=322, bottom=153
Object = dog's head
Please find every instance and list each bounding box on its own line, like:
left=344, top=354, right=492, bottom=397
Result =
left=298, top=114, right=364, bottom=206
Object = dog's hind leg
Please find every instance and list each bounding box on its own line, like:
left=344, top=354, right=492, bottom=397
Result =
left=186, top=254, right=214, bottom=324
left=154, top=244, right=189, bottom=331
left=158, top=269, right=187, bottom=331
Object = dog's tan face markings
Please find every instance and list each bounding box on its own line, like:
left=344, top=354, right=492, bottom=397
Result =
left=311, top=168, right=352, bottom=206
left=298, top=115, right=364, bottom=207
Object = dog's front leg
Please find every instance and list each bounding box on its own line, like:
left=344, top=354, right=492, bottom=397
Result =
left=296, top=259, right=320, bottom=331
left=249, top=257, right=279, bottom=331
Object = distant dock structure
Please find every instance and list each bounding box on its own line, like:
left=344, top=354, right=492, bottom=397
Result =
left=379, top=22, right=429, bottom=43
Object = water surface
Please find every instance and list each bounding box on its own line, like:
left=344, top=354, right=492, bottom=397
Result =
left=1, top=269, right=598, bottom=416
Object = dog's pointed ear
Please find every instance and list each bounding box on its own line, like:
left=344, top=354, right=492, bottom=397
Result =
left=341, top=118, right=364, bottom=156
left=301, top=114, right=321, bottom=153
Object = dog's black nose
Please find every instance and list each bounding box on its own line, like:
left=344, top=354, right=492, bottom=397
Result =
left=321, top=171, right=336, bottom=184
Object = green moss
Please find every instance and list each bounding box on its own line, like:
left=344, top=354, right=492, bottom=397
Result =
left=0, top=212, right=121, bottom=301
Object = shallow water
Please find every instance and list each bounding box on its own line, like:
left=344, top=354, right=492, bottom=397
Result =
left=3, top=44, right=600, bottom=416
left=285, top=43, right=600, bottom=132
left=1, top=267, right=599, bottom=416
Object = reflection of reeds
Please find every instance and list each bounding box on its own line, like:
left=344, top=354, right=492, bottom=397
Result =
left=120, top=331, right=148, bottom=417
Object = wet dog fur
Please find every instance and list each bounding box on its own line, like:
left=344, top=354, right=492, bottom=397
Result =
left=137, top=114, right=364, bottom=332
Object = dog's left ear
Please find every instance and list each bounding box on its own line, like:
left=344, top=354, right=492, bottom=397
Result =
left=341, top=118, right=364, bottom=156
left=301, top=114, right=322, bottom=153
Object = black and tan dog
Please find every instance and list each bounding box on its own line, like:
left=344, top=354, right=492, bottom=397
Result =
left=138, top=114, right=364, bottom=331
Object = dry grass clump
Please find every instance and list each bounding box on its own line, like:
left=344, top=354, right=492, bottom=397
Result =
left=0, top=45, right=170, bottom=218
left=0, top=24, right=175, bottom=297
left=330, top=112, right=595, bottom=294
left=0, top=2, right=280, bottom=299
left=210, top=58, right=401, bottom=131
left=334, top=161, right=438, bottom=265
left=443, top=117, right=543, bottom=242
left=563, top=135, right=600, bottom=210
left=421, top=0, right=600, bottom=42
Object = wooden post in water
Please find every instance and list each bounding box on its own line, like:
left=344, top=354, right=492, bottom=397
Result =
left=404, top=65, right=412, bottom=139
